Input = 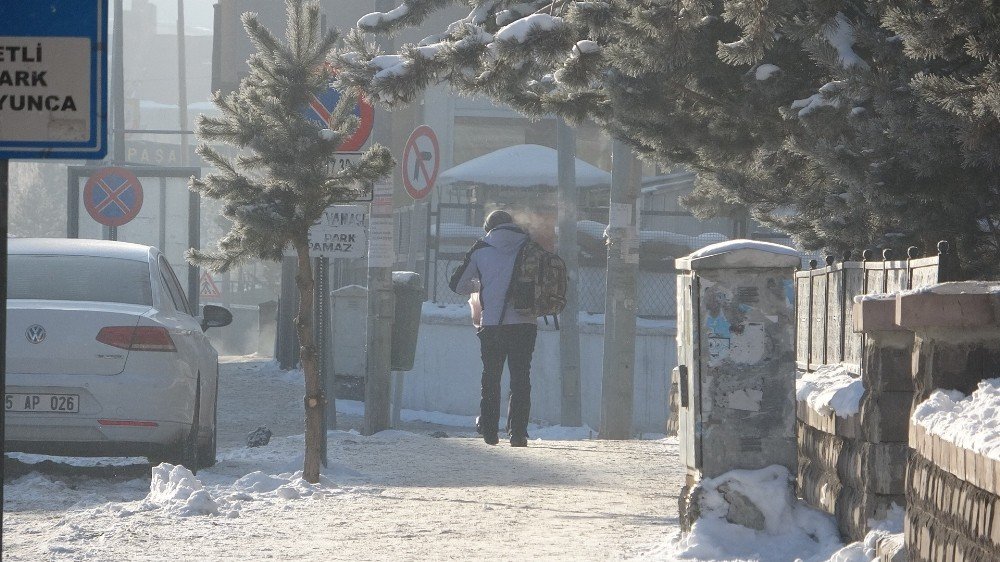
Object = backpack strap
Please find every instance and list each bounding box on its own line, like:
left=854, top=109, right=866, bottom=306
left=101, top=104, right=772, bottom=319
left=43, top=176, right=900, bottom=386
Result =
left=448, top=238, right=491, bottom=294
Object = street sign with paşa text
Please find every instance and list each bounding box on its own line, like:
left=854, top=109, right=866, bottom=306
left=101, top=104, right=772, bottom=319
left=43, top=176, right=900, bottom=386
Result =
left=0, top=0, right=108, bottom=159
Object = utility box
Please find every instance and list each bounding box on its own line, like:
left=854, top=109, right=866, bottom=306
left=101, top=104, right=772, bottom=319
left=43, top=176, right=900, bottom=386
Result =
left=331, top=284, right=368, bottom=380
left=391, top=272, right=424, bottom=371
left=674, top=241, right=800, bottom=485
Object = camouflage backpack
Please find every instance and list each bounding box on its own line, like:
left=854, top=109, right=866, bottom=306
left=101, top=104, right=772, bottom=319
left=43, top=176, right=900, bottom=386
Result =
left=506, top=239, right=568, bottom=318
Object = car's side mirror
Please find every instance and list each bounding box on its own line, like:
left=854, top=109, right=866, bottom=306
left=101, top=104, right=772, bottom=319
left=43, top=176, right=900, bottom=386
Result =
left=200, top=304, right=233, bottom=331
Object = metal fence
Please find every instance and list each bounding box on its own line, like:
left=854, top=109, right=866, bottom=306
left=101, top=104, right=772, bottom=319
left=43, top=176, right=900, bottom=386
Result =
left=422, top=202, right=751, bottom=319
left=793, top=243, right=958, bottom=374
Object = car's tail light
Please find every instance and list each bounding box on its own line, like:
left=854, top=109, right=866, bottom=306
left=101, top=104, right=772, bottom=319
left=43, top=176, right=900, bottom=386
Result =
left=97, top=326, right=176, bottom=352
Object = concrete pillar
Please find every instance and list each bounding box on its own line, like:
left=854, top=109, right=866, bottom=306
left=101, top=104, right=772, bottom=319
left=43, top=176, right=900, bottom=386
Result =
left=894, top=282, right=1000, bottom=405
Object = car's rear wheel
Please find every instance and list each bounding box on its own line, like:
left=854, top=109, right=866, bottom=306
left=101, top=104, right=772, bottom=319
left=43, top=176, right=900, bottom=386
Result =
left=198, top=377, right=218, bottom=467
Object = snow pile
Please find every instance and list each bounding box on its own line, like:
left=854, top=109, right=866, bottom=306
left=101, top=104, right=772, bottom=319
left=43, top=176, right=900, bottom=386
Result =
left=654, top=465, right=843, bottom=561
left=144, top=463, right=220, bottom=517
left=822, top=503, right=904, bottom=561
left=231, top=470, right=333, bottom=500
left=912, top=379, right=1000, bottom=460
left=797, top=364, right=865, bottom=418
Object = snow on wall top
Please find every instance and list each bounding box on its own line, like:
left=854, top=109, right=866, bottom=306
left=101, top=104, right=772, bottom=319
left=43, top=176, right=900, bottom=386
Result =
left=677, top=239, right=800, bottom=270
left=796, top=364, right=864, bottom=418
left=913, top=379, right=1000, bottom=460
left=688, top=239, right=799, bottom=259
left=437, top=144, right=611, bottom=189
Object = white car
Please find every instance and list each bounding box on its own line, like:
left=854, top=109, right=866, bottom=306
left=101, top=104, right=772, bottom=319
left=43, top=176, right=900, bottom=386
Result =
left=5, top=238, right=232, bottom=471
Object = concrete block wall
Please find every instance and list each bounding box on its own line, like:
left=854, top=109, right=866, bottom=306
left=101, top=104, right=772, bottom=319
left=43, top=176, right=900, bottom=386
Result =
left=895, top=284, right=1000, bottom=561
left=796, top=297, right=914, bottom=541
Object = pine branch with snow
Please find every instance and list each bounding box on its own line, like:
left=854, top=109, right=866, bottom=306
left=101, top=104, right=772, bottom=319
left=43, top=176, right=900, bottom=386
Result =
left=187, top=0, right=393, bottom=483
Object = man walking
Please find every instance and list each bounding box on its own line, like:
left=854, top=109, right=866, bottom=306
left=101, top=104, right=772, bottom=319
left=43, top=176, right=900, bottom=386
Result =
left=450, top=210, right=537, bottom=447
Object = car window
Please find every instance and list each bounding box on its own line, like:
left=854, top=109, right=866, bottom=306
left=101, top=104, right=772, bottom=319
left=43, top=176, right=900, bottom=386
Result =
left=8, top=254, right=153, bottom=305
left=159, top=256, right=192, bottom=316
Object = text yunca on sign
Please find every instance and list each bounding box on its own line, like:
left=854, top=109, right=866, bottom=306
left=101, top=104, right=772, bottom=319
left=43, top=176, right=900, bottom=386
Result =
left=0, top=0, right=108, bottom=159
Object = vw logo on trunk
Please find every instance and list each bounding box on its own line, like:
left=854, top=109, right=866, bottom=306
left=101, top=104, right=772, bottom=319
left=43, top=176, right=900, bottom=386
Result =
left=25, top=325, right=47, bottom=344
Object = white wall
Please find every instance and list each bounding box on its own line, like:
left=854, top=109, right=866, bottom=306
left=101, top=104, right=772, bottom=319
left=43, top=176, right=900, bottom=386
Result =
left=401, top=307, right=677, bottom=434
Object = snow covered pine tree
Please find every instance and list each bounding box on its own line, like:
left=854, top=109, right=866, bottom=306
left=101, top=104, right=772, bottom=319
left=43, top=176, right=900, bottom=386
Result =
left=188, top=0, right=393, bottom=483
left=336, top=0, right=1000, bottom=277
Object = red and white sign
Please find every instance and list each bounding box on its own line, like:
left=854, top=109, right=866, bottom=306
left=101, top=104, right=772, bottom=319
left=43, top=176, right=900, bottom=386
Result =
left=199, top=271, right=221, bottom=298
left=401, top=125, right=439, bottom=200
left=83, top=167, right=144, bottom=227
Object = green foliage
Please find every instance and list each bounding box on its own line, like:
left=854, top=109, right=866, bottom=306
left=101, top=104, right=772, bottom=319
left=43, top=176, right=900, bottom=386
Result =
left=188, top=0, right=393, bottom=272
left=337, top=0, right=1000, bottom=277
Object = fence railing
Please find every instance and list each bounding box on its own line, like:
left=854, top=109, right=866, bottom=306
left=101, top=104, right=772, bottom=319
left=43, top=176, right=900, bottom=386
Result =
left=794, top=242, right=959, bottom=374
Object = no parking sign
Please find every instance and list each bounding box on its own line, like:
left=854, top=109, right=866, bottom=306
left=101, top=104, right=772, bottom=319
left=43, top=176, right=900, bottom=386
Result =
left=402, top=125, right=439, bottom=200
left=83, top=167, right=143, bottom=227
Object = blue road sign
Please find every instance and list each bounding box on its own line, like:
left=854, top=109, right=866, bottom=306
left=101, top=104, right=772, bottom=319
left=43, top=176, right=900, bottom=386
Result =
left=0, top=0, right=108, bottom=159
left=301, top=85, right=373, bottom=152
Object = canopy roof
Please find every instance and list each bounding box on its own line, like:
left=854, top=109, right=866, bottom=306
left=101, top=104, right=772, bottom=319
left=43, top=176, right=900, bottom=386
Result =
left=438, top=144, right=611, bottom=190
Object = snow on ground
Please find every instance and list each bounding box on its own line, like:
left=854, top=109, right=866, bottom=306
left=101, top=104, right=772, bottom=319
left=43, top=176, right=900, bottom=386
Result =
left=4, top=356, right=858, bottom=560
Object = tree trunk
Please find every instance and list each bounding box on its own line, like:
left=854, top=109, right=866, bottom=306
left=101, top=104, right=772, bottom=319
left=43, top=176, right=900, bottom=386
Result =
left=293, top=237, right=324, bottom=483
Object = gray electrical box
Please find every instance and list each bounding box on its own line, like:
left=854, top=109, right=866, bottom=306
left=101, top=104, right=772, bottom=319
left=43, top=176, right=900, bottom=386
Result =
left=675, top=242, right=800, bottom=484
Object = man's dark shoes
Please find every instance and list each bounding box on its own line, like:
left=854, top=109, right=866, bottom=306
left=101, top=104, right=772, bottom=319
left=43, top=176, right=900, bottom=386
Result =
left=483, top=433, right=499, bottom=445
left=510, top=435, right=528, bottom=447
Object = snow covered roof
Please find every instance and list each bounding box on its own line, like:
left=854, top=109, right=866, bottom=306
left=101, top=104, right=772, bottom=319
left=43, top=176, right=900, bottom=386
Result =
left=438, top=144, right=611, bottom=190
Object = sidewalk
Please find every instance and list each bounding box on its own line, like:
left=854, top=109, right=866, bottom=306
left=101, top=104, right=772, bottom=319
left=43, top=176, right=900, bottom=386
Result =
left=2, top=357, right=682, bottom=560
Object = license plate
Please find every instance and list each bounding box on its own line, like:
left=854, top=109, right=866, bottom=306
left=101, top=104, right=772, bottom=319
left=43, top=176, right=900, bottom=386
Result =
left=5, top=393, right=80, bottom=413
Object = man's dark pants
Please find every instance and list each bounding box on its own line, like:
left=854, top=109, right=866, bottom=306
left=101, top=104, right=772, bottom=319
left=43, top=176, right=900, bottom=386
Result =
left=477, top=323, right=537, bottom=439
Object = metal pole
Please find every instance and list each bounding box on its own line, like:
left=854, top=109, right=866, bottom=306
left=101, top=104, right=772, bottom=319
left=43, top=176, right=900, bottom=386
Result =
left=177, top=0, right=189, bottom=167
left=314, top=256, right=329, bottom=466
left=599, top=139, right=639, bottom=439
left=278, top=255, right=299, bottom=369
left=363, top=0, right=396, bottom=435
left=557, top=120, right=582, bottom=427
left=2, top=159, right=10, bottom=500
left=109, top=0, right=125, bottom=241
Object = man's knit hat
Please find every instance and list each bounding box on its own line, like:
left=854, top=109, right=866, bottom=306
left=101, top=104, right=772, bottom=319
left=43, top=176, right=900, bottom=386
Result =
left=483, top=209, right=514, bottom=232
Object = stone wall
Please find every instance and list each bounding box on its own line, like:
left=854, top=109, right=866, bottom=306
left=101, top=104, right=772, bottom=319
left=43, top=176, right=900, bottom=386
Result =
left=896, top=285, right=1000, bottom=561
left=797, top=282, right=1000, bottom=557
left=796, top=297, right=913, bottom=541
